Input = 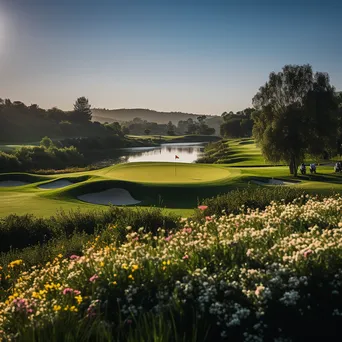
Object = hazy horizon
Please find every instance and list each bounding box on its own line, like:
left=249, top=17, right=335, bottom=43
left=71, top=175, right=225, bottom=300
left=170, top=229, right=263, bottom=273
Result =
left=1, top=0, right=341, bottom=115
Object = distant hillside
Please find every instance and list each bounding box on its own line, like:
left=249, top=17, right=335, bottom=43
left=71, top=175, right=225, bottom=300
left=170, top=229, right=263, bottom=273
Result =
left=92, top=108, right=215, bottom=124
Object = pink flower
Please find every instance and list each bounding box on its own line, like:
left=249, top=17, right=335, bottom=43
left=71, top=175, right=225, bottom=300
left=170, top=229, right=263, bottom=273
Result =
left=12, top=298, right=33, bottom=315
left=63, top=288, right=74, bottom=295
left=183, top=227, right=192, bottom=234
left=165, top=235, right=173, bottom=242
left=303, top=249, right=313, bottom=258
left=70, top=255, right=80, bottom=260
left=89, top=274, right=99, bottom=283
left=205, top=216, right=212, bottom=222
left=87, top=306, right=97, bottom=318
left=198, top=205, right=208, bottom=211
left=62, top=288, right=81, bottom=295
left=182, top=255, right=189, bottom=260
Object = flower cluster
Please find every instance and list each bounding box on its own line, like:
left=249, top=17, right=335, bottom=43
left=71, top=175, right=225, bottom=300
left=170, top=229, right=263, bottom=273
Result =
left=0, top=195, right=341, bottom=340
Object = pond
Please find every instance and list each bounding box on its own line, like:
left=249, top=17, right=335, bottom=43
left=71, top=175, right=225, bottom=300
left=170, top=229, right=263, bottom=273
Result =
left=118, top=142, right=206, bottom=163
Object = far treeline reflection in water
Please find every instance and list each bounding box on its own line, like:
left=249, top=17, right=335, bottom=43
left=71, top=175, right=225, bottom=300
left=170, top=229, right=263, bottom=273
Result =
left=117, top=142, right=206, bottom=164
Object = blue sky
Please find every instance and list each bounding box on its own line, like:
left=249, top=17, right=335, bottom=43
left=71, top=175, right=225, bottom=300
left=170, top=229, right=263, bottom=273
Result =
left=0, top=0, right=341, bottom=114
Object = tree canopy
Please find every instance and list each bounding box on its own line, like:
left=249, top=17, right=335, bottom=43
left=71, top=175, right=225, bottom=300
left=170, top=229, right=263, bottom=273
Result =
left=72, top=97, right=92, bottom=122
left=252, top=64, right=338, bottom=175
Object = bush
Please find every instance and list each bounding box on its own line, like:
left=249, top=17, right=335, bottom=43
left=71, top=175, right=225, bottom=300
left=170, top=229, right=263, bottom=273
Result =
left=196, top=140, right=230, bottom=164
left=0, top=152, right=21, bottom=172
left=0, top=207, right=180, bottom=253
left=200, top=186, right=307, bottom=216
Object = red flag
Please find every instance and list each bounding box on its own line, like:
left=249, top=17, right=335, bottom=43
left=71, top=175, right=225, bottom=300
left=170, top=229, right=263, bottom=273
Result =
left=175, top=155, right=179, bottom=159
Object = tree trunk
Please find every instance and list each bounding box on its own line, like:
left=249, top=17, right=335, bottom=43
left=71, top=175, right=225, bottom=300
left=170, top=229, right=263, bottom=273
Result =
left=289, top=156, right=297, bottom=176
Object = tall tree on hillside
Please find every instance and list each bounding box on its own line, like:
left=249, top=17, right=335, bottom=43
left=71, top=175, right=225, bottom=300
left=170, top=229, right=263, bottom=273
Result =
left=252, top=64, right=338, bottom=176
left=72, top=97, right=92, bottom=123
left=167, top=121, right=175, bottom=135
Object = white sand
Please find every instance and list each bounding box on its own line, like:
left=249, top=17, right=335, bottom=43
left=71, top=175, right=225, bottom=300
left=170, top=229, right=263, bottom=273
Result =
left=252, top=178, right=296, bottom=186
left=78, top=188, right=141, bottom=205
left=0, top=180, right=29, bottom=187
left=38, top=180, right=73, bottom=190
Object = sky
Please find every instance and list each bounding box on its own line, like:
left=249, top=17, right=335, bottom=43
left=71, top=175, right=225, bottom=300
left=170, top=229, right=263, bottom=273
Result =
left=0, top=0, right=341, bottom=115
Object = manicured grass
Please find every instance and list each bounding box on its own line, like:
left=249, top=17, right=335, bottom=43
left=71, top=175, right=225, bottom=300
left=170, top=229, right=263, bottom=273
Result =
left=0, top=138, right=341, bottom=217
left=0, top=163, right=239, bottom=217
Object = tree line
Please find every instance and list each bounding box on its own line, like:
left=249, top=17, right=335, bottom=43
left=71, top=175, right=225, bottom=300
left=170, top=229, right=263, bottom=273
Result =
left=112, top=115, right=216, bottom=136
left=0, top=97, right=109, bottom=142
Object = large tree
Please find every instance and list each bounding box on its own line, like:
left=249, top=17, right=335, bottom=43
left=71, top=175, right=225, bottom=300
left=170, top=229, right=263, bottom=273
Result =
left=72, top=97, right=92, bottom=122
left=252, top=64, right=337, bottom=176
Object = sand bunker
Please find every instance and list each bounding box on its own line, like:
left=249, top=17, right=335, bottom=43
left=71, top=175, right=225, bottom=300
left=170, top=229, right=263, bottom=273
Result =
left=252, top=178, right=296, bottom=186
left=0, top=180, right=30, bottom=187
left=38, top=180, right=73, bottom=190
left=78, top=188, right=141, bottom=206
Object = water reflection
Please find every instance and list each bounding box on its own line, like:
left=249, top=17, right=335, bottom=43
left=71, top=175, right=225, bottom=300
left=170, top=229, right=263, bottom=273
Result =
left=119, top=142, right=205, bottom=163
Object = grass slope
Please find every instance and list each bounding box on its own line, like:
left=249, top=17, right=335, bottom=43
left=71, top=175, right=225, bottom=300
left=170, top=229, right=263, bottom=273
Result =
left=0, top=139, right=341, bottom=217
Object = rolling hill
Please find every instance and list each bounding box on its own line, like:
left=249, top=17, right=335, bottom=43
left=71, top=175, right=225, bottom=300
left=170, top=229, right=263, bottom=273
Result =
left=92, top=108, right=216, bottom=124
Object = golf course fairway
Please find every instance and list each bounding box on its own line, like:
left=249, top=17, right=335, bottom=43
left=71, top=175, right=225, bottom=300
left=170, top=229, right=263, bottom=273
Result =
left=0, top=152, right=341, bottom=218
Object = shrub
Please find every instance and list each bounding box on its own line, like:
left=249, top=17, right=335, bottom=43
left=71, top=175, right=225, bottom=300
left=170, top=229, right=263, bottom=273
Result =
left=0, top=207, right=180, bottom=253
left=200, top=186, right=307, bottom=216
left=0, top=152, right=21, bottom=172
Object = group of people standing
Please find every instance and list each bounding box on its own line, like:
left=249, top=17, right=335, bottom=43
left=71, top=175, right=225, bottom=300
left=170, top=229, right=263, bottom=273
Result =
left=335, top=161, right=342, bottom=173
left=299, top=162, right=342, bottom=174
left=300, top=163, right=316, bottom=175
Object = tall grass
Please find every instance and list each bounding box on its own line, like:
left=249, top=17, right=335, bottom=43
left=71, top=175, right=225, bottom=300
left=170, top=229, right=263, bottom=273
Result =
left=0, top=207, right=181, bottom=253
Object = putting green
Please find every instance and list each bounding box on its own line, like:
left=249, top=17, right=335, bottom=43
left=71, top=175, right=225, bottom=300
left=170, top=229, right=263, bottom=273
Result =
left=99, top=163, right=231, bottom=184
left=0, top=143, right=341, bottom=218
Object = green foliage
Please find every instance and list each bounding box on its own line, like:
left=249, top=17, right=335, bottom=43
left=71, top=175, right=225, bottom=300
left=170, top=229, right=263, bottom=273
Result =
left=252, top=64, right=338, bottom=175
left=196, top=140, right=230, bottom=163
left=220, top=108, right=255, bottom=138
left=72, top=97, right=92, bottom=122
left=12, top=144, right=85, bottom=171
left=200, top=186, right=307, bottom=216
left=40, top=136, right=54, bottom=149
left=0, top=207, right=180, bottom=253
left=0, top=152, right=21, bottom=172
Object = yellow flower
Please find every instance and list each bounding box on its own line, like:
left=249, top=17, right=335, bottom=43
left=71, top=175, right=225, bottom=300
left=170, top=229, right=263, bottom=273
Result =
left=32, top=291, right=41, bottom=299
left=70, top=306, right=78, bottom=312
left=162, top=266, right=166, bottom=271
left=114, top=274, right=117, bottom=277
left=8, top=259, right=23, bottom=268
left=100, top=261, right=104, bottom=267
left=167, top=260, right=171, bottom=265
left=75, top=295, right=83, bottom=304
left=112, top=281, right=117, bottom=285
left=128, top=274, right=134, bottom=280
left=53, top=305, right=61, bottom=311
left=132, top=265, right=139, bottom=272
left=57, top=254, right=63, bottom=258
left=122, top=264, right=129, bottom=270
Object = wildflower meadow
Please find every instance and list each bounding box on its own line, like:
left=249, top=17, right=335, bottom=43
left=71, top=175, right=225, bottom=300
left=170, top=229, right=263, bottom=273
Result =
left=1, top=195, right=342, bottom=341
